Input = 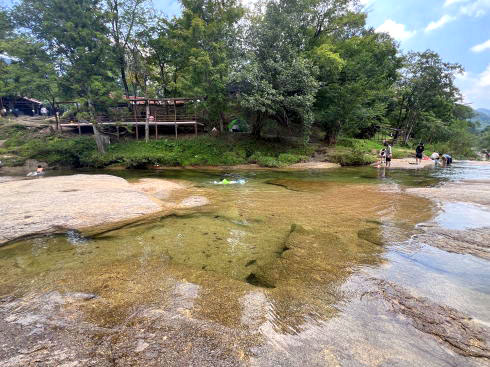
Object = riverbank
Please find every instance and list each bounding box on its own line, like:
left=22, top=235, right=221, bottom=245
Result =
left=0, top=122, right=414, bottom=170
left=373, top=157, right=436, bottom=169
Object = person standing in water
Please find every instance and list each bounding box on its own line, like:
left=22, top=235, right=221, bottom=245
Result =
left=415, top=143, right=424, bottom=165
left=379, top=148, right=386, bottom=165
left=385, top=143, right=392, bottom=168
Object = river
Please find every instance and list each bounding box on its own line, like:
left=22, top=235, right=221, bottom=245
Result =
left=0, top=162, right=489, bottom=366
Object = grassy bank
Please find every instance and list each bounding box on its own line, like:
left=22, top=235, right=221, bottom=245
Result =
left=87, top=136, right=314, bottom=168
left=1, top=122, right=438, bottom=169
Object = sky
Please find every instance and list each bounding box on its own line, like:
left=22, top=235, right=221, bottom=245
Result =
left=151, top=0, right=490, bottom=109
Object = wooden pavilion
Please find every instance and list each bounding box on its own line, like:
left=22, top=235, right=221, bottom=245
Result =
left=59, top=97, right=203, bottom=139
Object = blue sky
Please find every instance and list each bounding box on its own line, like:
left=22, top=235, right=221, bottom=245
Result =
left=364, top=0, right=490, bottom=109
left=152, top=0, right=490, bottom=109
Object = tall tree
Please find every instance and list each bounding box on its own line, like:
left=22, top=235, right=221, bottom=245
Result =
left=233, top=0, right=322, bottom=141
left=392, top=50, right=464, bottom=143
left=312, top=30, right=401, bottom=144
left=150, top=0, right=245, bottom=130
left=14, top=0, right=117, bottom=151
left=104, top=0, right=151, bottom=97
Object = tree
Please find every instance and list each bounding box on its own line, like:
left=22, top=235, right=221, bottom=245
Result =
left=149, top=0, right=245, bottom=130
left=104, top=0, right=152, bottom=97
left=392, top=50, right=464, bottom=143
left=14, top=0, right=117, bottom=152
left=1, top=36, right=61, bottom=127
left=233, top=0, right=322, bottom=141
left=312, top=30, right=401, bottom=144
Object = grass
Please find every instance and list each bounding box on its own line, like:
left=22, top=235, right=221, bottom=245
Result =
left=329, top=137, right=413, bottom=166
left=86, top=136, right=314, bottom=168
left=7, top=121, right=470, bottom=170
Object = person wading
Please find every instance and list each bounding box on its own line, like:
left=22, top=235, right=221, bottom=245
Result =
left=415, top=143, right=425, bottom=165
left=385, top=143, right=392, bottom=168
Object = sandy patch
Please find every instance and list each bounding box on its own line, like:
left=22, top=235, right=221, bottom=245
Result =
left=373, top=158, right=435, bottom=170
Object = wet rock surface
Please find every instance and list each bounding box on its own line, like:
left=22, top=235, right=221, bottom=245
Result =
left=371, top=279, right=490, bottom=359
left=413, top=227, right=490, bottom=260
left=1, top=167, right=489, bottom=366
left=407, top=179, right=490, bottom=206
left=0, top=290, right=248, bottom=367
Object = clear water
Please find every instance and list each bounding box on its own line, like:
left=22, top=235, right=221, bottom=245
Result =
left=0, top=161, right=489, bottom=365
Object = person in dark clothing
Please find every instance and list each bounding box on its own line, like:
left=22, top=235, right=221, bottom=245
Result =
left=415, top=143, right=425, bottom=165
left=441, top=154, right=452, bottom=166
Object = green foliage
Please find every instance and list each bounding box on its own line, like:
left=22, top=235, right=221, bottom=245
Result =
left=86, top=136, right=311, bottom=168
left=1, top=0, right=482, bottom=161
left=327, top=146, right=376, bottom=166
left=4, top=130, right=97, bottom=167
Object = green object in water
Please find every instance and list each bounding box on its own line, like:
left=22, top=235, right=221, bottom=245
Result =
left=221, top=179, right=231, bottom=185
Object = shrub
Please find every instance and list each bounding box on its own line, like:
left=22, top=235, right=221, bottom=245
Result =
left=327, top=147, right=376, bottom=166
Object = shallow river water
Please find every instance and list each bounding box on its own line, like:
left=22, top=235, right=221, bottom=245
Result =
left=1, top=162, right=489, bottom=366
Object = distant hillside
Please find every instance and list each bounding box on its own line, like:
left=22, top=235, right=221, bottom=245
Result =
left=472, top=108, right=490, bottom=130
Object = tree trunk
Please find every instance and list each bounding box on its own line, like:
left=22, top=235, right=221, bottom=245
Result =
left=252, top=113, right=262, bottom=138
left=121, top=64, right=130, bottom=98
left=323, top=131, right=337, bottom=145
left=219, top=112, right=226, bottom=133
left=145, top=100, right=150, bottom=143
left=50, top=101, right=60, bottom=131
left=92, top=124, right=107, bottom=154
left=323, top=120, right=341, bottom=146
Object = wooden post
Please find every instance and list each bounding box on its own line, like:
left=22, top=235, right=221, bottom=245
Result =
left=155, top=122, right=158, bottom=140
left=194, top=100, right=197, bottom=137
left=136, top=122, right=139, bottom=140
left=145, top=99, right=150, bottom=143
left=174, top=100, right=178, bottom=139
left=116, top=125, right=120, bottom=141
left=78, top=123, right=82, bottom=136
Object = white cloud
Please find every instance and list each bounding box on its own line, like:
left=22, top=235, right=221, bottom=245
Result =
left=481, top=65, right=490, bottom=87
left=471, top=39, right=490, bottom=52
left=456, top=65, right=490, bottom=108
left=459, top=0, right=490, bottom=17
left=375, top=19, right=416, bottom=41
left=425, top=15, right=457, bottom=32
left=444, top=0, right=469, bottom=6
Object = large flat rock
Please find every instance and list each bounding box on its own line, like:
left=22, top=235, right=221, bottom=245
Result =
left=0, top=174, right=163, bottom=245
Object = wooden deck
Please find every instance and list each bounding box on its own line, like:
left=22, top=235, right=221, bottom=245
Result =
left=59, top=120, right=204, bottom=139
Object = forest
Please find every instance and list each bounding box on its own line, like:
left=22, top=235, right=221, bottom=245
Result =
left=0, top=0, right=488, bottom=164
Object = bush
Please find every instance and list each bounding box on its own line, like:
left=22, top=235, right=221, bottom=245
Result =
left=90, top=136, right=313, bottom=169
left=327, top=147, right=376, bottom=166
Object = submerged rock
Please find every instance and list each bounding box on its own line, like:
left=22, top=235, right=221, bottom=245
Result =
left=373, top=279, right=490, bottom=359
left=413, top=227, right=490, bottom=260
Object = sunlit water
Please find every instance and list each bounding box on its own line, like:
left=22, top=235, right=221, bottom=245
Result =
left=0, top=161, right=489, bottom=365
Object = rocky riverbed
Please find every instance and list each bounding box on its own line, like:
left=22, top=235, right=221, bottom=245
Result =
left=0, top=165, right=489, bottom=366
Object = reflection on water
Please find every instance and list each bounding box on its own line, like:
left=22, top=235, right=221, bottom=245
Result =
left=435, top=202, right=490, bottom=230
